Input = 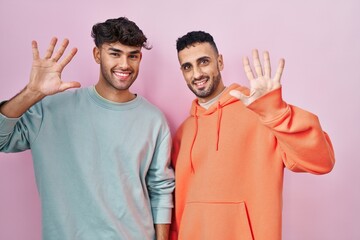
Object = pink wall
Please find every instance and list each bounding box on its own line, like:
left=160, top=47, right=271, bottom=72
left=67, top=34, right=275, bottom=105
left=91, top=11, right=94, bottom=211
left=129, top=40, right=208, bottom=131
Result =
left=1, top=0, right=359, bottom=239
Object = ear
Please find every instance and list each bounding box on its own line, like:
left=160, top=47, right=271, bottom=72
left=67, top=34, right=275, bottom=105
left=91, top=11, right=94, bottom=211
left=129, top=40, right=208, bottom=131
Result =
left=93, top=47, right=100, bottom=64
left=218, top=54, right=224, bottom=71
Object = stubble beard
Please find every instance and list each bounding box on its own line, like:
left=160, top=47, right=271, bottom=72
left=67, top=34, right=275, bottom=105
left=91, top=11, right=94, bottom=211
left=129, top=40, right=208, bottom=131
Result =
left=188, top=72, right=222, bottom=99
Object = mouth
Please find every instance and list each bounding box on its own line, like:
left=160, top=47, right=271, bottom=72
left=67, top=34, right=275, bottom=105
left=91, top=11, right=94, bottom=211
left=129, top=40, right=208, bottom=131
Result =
left=113, top=70, right=131, bottom=80
left=192, top=78, right=208, bottom=89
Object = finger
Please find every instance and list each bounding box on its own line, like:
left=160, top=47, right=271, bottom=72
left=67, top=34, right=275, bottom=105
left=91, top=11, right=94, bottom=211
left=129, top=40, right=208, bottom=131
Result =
left=243, top=56, right=254, bottom=80
left=58, top=81, right=81, bottom=92
left=273, top=58, right=285, bottom=84
left=31, top=40, right=40, bottom=60
left=58, top=48, right=78, bottom=70
left=252, top=49, right=263, bottom=77
left=44, top=37, right=58, bottom=59
left=229, top=89, right=246, bottom=101
left=263, top=51, right=271, bottom=79
left=52, top=39, right=70, bottom=62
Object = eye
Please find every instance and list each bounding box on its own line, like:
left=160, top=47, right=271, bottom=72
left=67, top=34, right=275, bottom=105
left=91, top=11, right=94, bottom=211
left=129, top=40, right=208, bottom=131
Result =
left=129, top=54, right=139, bottom=59
left=200, top=59, right=209, bottom=65
left=182, top=64, right=192, bottom=71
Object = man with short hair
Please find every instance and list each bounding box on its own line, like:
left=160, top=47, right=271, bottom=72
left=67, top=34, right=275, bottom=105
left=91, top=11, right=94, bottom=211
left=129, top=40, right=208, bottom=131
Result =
left=170, top=31, right=335, bottom=240
left=0, top=17, right=174, bottom=240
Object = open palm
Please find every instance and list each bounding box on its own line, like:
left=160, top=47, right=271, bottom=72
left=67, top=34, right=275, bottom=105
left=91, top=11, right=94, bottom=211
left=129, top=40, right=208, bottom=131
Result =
left=230, top=49, right=285, bottom=106
left=27, top=37, right=80, bottom=97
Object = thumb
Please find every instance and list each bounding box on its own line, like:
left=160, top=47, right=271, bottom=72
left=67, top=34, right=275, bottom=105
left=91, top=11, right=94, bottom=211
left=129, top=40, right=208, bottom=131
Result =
left=229, top=90, right=246, bottom=101
left=58, top=81, right=81, bottom=92
left=230, top=89, right=255, bottom=106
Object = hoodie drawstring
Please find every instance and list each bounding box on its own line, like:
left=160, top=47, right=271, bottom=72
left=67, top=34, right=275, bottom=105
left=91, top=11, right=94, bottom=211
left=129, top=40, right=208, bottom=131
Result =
left=216, top=102, right=223, bottom=151
left=190, top=106, right=198, bottom=173
left=189, top=103, right=223, bottom=173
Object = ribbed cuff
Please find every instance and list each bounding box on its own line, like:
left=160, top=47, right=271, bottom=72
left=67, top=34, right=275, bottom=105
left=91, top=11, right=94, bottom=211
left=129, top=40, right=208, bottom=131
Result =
left=0, top=112, right=19, bottom=134
left=247, top=87, right=289, bottom=123
left=152, top=207, right=172, bottom=224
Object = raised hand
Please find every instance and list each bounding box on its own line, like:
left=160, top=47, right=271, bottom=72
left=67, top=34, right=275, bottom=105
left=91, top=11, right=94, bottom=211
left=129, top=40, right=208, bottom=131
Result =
left=230, top=49, right=285, bottom=106
left=27, top=37, right=80, bottom=97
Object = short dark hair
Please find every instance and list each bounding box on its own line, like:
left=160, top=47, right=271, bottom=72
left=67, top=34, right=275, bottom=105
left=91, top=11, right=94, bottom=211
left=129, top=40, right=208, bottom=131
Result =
left=176, top=31, right=218, bottom=53
left=91, top=17, right=151, bottom=50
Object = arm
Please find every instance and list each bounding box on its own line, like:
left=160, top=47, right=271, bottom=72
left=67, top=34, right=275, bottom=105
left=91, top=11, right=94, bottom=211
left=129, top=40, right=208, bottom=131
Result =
left=249, top=87, right=335, bottom=174
left=146, top=128, right=175, bottom=236
left=169, top=133, right=181, bottom=240
left=155, top=224, right=170, bottom=240
left=0, top=37, right=80, bottom=118
left=230, top=49, right=335, bottom=174
left=0, top=37, right=80, bottom=152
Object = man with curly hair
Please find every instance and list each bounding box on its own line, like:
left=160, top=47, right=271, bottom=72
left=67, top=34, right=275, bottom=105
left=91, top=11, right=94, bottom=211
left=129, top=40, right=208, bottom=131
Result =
left=0, top=17, right=174, bottom=240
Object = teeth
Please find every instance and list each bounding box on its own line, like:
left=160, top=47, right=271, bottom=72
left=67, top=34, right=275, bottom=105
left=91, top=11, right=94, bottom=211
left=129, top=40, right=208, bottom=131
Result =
left=194, top=79, right=207, bottom=87
left=114, top=72, right=130, bottom=77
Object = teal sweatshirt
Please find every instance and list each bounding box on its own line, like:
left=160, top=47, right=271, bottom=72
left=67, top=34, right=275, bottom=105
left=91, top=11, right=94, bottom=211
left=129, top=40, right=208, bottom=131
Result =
left=0, top=87, right=175, bottom=240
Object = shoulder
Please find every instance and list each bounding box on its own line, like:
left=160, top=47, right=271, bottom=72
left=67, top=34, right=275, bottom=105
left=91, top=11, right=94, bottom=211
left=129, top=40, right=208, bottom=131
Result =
left=174, top=115, right=193, bottom=138
left=137, top=96, right=166, bottom=117
left=137, top=95, right=171, bottom=130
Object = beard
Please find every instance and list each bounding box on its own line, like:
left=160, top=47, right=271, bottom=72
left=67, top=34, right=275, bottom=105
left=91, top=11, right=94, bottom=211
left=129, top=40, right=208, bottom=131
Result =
left=187, top=72, right=222, bottom=99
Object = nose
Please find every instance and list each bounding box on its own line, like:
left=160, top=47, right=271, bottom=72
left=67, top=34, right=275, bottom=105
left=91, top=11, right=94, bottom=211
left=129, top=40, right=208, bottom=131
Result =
left=193, top=66, right=203, bottom=80
left=117, top=56, right=129, bottom=69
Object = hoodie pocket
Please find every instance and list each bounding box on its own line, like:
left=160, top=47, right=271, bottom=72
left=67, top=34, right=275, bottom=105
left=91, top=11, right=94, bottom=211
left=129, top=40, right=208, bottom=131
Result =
left=178, top=201, right=253, bottom=240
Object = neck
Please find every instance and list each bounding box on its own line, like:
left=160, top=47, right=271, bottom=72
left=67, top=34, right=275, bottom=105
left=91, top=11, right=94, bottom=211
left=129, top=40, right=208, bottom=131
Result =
left=94, top=83, right=136, bottom=103
left=198, top=86, right=227, bottom=108
left=198, top=83, right=226, bottom=103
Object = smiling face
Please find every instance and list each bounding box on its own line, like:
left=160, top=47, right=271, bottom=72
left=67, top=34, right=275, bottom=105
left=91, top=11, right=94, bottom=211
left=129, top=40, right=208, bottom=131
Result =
left=178, top=42, right=225, bottom=103
left=93, top=42, right=142, bottom=102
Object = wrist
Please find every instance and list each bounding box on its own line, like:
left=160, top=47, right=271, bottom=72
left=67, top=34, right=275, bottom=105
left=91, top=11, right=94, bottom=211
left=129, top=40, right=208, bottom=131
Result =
left=24, top=85, right=46, bottom=102
left=0, top=86, right=45, bottom=118
left=247, top=87, right=288, bottom=121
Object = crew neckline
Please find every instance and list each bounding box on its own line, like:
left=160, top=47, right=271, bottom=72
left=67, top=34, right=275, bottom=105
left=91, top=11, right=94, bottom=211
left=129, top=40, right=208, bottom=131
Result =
left=87, top=86, right=142, bottom=111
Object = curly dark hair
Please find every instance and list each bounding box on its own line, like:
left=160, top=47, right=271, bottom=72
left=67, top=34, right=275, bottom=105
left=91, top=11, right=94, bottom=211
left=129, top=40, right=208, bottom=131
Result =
left=176, top=31, right=218, bottom=53
left=91, top=17, right=151, bottom=50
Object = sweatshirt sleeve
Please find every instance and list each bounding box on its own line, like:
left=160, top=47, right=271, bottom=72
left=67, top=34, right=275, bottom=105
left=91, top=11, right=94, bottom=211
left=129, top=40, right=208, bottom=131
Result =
left=247, top=87, right=335, bottom=174
left=0, top=101, right=43, bottom=153
left=146, top=127, right=175, bottom=224
left=169, top=131, right=182, bottom=239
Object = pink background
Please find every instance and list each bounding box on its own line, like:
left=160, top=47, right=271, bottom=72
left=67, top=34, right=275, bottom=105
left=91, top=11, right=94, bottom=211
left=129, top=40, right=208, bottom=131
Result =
left=0, top=0, right=359, bottom=239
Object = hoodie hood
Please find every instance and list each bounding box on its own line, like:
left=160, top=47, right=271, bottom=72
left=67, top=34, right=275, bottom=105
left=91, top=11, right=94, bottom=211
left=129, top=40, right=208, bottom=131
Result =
left=190, top=83, right=249, bottom=116
left=188, top=83, right=249, bottom=172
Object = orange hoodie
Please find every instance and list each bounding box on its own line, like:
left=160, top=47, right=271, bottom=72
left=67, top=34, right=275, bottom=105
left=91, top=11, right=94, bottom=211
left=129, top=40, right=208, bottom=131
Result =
left=170, top=84, right=335, bottom=240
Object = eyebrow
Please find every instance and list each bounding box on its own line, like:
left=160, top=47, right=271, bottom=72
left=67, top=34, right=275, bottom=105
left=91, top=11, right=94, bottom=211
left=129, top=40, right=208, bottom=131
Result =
left=108, top=47, right=141, bottom=55
left=181, top=56, right=210, bottom=68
